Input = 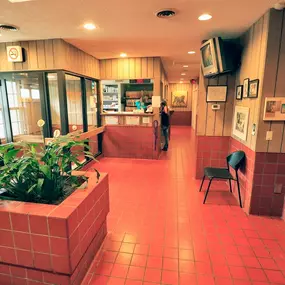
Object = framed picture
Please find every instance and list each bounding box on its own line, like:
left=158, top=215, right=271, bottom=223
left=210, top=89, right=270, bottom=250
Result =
left=236, top=85, right=243, bottom=100
left=172, top=90, right=188, bottom=107
left=264, top=97, right=285, bottom=121
left=249, top=79, right=259, bottom=98
left=232, top=106, right=250, bottom=141
left=206, top=85, right=228, bottom=102
left=243, top=78, right=249, bottom=98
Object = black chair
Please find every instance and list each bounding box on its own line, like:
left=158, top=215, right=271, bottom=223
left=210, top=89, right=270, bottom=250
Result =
left=199, top=151, right=245, bottom=208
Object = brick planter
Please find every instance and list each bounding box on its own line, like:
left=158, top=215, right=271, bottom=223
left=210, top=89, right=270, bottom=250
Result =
left=0, top=172, right=110, bottom=285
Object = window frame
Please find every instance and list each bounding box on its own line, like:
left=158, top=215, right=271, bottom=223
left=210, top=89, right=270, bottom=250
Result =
left=0, top=70, right=102, bottom=157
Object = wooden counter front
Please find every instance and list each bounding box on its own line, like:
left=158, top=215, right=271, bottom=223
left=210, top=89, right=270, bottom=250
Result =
left=101, top=112, right=155, bottom=126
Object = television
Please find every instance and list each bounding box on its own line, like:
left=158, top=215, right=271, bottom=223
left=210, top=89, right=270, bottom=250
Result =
left=200, top=37, right=241, bottom=78
left=200, top=39, right=219, bottom=77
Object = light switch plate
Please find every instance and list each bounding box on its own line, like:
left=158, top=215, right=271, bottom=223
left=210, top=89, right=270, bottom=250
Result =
left=266, top=131, right=273, bottom=141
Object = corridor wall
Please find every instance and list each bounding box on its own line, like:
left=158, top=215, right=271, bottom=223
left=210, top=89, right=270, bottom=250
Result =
left=168, top=83, right=192, bottom=126
left=194, top=9, right=285, bottom=217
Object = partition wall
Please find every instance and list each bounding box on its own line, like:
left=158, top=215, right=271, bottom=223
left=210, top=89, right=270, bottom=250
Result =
left=0, top=70, right=102, bottom=155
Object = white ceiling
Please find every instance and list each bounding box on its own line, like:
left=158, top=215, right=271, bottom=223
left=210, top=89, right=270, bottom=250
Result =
left=0, top=0, right=277, bottom=82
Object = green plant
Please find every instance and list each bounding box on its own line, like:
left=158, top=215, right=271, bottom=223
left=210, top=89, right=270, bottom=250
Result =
left=0, top=135, right=99, bottom=204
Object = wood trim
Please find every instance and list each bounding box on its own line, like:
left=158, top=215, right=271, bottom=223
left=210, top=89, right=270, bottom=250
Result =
left=44, top=126, right=105, bottom=144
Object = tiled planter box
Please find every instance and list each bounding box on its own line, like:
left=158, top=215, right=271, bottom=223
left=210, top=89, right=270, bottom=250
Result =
left=0, top=172, right=110, bottom=285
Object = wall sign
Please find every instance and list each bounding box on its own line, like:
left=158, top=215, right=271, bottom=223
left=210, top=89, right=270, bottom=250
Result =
left=126, top=116, right=140, bottom=125
left=206, top=85, right=227, bottom=102
left=105, top=116, right=119, bottom=125
left=6, top=46, right=23, bottom=62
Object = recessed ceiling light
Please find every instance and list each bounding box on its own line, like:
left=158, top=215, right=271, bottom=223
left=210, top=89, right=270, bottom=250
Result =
left=181, top=73, right=186, bottom=76
left=183, top=65, right=188, bottom=68
left=120, top=53, right=127, bottom=58
left=83, top=23, right=96, bottom=30
left=188, top=51, right=196, bottom=54
left=198, top=14, right=212, bottom=21
left=8, top=0, right=32, bottom=2
left=179, top=81, right=183, bottom=83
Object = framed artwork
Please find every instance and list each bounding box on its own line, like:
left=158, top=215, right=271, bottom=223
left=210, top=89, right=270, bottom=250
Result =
left=249, top=79, right=259, bottom=98
left=243, top=78, right=249, bottom=98
left=264, top=97, right=285, bottom=121
left=232, top=106, right=250, bottom=141
left=236, top=85, right=243, bottom=100
left=206, top=85, right=228, bottom=102
left=172, top=90, right=188, bottom=107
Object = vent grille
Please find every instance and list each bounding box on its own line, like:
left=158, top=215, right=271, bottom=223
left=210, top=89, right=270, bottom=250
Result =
left=156, top=9, right=176, bottom=18
left=0, top=24, right=19, bottom=31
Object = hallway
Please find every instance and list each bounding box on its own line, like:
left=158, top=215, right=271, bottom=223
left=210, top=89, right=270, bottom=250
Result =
left=83, top=127, right=285, bottom=285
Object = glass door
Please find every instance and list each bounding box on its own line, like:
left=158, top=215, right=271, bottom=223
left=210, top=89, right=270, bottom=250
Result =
left=0, top=72, right=49, bottom=144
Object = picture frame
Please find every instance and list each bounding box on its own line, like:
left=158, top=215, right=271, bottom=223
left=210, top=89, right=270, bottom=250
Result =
left=243, top=78, right=249, bottom=98
left=172, top=90, right=188, bottom=107
left=206, top=85, right=228, bottom=102
left=232, top=106, right=250, bottom=141
left=264, top=97, right=285, bottom=121
left=236, top=85, right=243, bottom=100
left=248, top=79, right=259, bottom=98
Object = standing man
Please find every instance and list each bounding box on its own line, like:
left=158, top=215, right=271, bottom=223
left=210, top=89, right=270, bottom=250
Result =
left=160, top=100, right=169, bottom=151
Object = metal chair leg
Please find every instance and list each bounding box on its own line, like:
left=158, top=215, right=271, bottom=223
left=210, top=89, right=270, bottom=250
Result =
left=203, top=178, right=213, bottom=204
left=229, top=179, right=232, bottom=193
left=199, top=176, right=205, bottom=192
left=236, top=176, right=242, bottom=208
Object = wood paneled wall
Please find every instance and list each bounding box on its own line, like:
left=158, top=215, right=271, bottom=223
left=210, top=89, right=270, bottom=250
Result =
left=255, top=9, right=285, bottom=153
left=235, top=11, right=270, bottom=151
left=191, top=83, right=199, bottom=130
left=197, top=72, right=235, bottom=136
left=0, top=39, right=100, bottom=79
left=62, top=40, right=100, bottom=79
left=168, top=83, right=192, bottom=111
left=100, top=57, right=161, bottom=80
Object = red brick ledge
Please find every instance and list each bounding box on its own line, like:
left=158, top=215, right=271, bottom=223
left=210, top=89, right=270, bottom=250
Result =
left=0, top=172, right=110, bottom=284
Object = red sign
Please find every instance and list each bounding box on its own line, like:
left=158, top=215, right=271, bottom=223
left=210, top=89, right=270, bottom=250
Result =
left=8, top=48, right=18, bottom=60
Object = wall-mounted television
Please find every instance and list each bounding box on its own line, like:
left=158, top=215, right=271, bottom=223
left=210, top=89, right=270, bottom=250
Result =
left=200, top=39, right=219, bottom=77
left=200, top=37, right=241, bottom=78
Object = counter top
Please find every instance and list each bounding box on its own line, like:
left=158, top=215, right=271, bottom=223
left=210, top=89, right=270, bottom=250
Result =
left=101, top=112, right=154, bottom=116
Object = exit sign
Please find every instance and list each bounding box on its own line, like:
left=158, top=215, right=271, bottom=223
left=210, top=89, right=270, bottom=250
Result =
left=130, top=79, right=151, bottom=84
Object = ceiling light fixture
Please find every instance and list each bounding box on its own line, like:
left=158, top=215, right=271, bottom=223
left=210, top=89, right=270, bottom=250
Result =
left=198, top=14, right=212, bottom=21
left=83, top=23, right=96, bottom=30
left=183, top=65, right=189, bottom=68
left=188, top=51, right=196, bottom=54
left=120, top=53, right=127, bottom=58
left=181, top=73, right=186, bottom=76
left=179, top=81, right=183, bottom=83
left=8, top=0, right=32, bottom=2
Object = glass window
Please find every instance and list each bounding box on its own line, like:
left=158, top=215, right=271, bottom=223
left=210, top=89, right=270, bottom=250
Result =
left=86, top=79, right=98, bottom=130
left=6, top=73, right=43, bottom=142
left=65, top=74, right=83, bottom=133
left=47, top=73, right=61, bottom=134
left=0, top=88, right=6, bottom=142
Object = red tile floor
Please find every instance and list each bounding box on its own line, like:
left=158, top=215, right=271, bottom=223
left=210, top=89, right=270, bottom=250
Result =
left=82, top=127, right=285, bottom=285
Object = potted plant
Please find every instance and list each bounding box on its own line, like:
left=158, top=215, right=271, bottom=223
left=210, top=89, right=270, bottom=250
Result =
left=0, top=132, right=109, bottom=285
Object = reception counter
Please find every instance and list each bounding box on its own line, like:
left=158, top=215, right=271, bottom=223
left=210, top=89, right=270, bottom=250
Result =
left=101, top=112, right=161, bottom=159
left=101, top=112, right=155, bottom=126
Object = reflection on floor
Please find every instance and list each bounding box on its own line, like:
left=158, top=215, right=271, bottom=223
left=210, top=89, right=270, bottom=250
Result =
left=83, top=127, right=285, bottom=285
